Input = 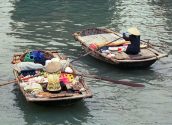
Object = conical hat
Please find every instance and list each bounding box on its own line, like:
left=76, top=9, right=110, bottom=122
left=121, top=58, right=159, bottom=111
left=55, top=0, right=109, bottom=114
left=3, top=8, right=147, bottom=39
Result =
left=127, top=27, right=140, bottom=36
left=45, top=61, right=62, bottom=73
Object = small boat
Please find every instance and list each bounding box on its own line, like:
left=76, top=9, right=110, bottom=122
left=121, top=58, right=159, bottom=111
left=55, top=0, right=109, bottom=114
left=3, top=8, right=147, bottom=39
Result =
left=73, top=28, right=168, bottom=68
left=11, top=50, right=92, bottom=105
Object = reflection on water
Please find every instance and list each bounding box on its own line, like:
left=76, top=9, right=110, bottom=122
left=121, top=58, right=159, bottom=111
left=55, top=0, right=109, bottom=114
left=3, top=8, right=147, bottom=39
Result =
left=8, top=0, right=112, bottom=57
left=108, top=0, right=172, bottom=45
left=0, top=0, right=172, bottom=124
left=13, top=86, right=91, bottom=125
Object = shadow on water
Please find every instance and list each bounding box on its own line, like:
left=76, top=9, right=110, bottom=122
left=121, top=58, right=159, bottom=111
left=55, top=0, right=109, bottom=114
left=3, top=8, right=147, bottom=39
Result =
left=12, top=86, right=92, bottom=125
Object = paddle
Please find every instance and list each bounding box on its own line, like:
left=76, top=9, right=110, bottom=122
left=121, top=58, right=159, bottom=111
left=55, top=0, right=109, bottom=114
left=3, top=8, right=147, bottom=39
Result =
left=140, top=39, right=168, bottom=48
left=0, top=74, right=40, bottom=87
left=69, top=72, right=145, bottom=88
left=0, top=79, right=18, bottom=87
left=0, top=72, right=145, bottom=88
left=70, top=36, right=122, bottom=63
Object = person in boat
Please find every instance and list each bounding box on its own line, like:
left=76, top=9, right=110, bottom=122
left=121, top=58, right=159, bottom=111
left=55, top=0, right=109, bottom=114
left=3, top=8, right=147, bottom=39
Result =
left=44, top=58, right=72, bottom=92
left=123, top=27, right=141, bottom=55
left=45, top=60, right=62, bottom=92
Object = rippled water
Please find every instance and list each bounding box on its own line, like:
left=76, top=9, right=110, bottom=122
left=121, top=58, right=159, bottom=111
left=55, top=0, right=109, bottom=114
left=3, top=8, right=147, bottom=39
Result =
left=0, top=0, right=172, bottom=125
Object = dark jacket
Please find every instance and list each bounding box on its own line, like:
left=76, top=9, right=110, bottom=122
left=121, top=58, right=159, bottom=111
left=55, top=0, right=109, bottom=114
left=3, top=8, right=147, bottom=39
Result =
left=123, top=33, right=140, bottom=55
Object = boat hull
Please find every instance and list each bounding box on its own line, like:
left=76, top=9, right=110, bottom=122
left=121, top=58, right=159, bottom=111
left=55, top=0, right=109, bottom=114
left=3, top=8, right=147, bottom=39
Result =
left=12, top=50, right=92, bottom=105
left=83, top=45, right=157, bottom=68
left=73, top=28, right=167, bottom=69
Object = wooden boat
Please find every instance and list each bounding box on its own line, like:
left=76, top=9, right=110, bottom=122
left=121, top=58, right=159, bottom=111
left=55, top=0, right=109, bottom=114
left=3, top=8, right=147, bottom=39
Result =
left=73, top=28, right=168, bottom=68
left=11, top=50, right=92, bottom=105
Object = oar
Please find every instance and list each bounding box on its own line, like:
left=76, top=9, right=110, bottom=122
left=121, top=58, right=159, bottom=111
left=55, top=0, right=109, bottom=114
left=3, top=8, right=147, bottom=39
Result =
left=140, top=39, right=168, bottom=48
left=0, top=74, right=39, bottom=87
left=0, top=79, right=18, bottom=87
left=0, top=72, right=145, bottom=88
left=69, top=72, right=145, bottom=87
left=70, top=36, right=122, bottom=63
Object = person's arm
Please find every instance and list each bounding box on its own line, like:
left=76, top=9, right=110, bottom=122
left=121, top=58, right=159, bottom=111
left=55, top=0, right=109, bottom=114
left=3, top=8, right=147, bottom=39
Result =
left=123, top=33, right=130, bottom=41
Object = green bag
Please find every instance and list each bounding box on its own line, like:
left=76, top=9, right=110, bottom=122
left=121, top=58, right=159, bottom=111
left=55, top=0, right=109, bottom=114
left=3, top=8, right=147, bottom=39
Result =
left=24, top=53, right=34, bottom=62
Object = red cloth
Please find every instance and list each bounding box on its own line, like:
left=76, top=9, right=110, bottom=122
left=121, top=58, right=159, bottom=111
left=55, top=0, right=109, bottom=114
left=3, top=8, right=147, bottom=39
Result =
left=89, top=43, right=98, bottom=50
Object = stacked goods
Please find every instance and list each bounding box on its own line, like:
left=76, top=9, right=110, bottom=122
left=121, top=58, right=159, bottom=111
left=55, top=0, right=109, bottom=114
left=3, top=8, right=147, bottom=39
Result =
left=12, top=50, right=91, bottom=100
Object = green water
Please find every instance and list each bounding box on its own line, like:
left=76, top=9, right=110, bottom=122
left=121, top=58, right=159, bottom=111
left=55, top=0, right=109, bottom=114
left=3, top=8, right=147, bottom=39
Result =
left=0, top=0, right=172, bottom=125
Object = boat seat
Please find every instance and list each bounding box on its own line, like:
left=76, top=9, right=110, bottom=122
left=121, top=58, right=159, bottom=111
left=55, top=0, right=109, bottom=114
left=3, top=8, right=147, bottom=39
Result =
left=80, top=33, right=122, bottom=46
left=113, top=49, right=157, bottom=60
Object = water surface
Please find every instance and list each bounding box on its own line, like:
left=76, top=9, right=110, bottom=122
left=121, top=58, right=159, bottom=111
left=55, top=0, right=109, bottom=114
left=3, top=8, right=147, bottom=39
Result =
left=0, top=0, right=172, bottom=125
